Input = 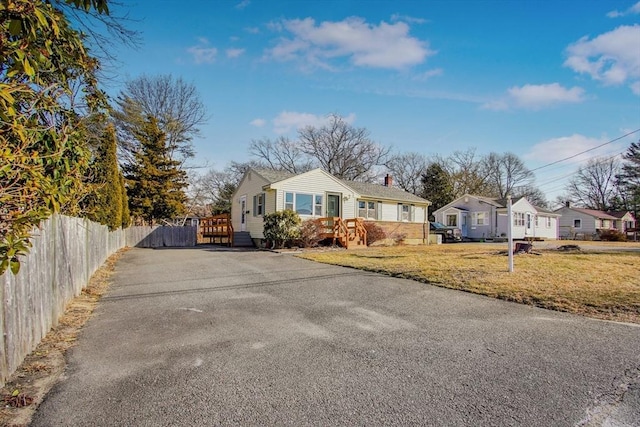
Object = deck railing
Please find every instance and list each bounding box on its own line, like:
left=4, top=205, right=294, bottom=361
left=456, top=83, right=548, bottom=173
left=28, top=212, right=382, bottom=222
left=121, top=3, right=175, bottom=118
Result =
left=199, top=214, right=233, bottom=246
left=318, top=217, right=367, bottom=248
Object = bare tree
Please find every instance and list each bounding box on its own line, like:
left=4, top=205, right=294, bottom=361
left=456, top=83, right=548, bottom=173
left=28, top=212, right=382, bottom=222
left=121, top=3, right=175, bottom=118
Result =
left=249, top=137, right=314, bottom=173
left=436, top=148, right=494, bottom=197
left=565, top=157, right=620, bottom=210
left=483, top=152, right=534, bottom=199
left=385, top=152, right=429, bottom=194
left=113, top=75, right=208, bottom=165
left=515, top=185, right=548, bottom=208
left=298, top=114, right=390, bottom=182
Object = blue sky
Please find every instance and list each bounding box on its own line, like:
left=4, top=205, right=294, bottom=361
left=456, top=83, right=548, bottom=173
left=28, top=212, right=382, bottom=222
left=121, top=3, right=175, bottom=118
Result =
left=108, top=0, right=640, bottom=199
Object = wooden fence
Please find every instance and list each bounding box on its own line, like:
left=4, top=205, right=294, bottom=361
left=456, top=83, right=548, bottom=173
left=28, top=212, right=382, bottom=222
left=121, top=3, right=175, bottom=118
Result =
left=0, top=214, right=196, bottom=385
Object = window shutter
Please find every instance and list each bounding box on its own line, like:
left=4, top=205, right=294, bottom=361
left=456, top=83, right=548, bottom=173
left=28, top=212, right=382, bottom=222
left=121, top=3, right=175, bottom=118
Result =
left=397, top=204, right=402, bottom=221
left=410, top=205, right=415, bottom=222
left=261, top=192, right=266, bottom=215
left=377, top=202, right=382, bottom=220
left=253, top=195, right=257, bottom=216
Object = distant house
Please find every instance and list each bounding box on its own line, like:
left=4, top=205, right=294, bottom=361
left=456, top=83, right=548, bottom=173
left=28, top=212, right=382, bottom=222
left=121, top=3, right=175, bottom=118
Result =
left=433, top=194, right=560, bottom=240
left=554, top=203, right=636, bottom=239
left=231, top=168, right=431, bottom=246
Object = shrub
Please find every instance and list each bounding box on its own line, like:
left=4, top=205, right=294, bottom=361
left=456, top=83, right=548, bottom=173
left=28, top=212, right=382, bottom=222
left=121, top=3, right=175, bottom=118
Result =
left=599, top=229, right=627, bottom=242
left=263, top=210, right=301, bottom=249
left=362, top=221, right=386, bottom=246
left=298, top=219, right=325, bottom=248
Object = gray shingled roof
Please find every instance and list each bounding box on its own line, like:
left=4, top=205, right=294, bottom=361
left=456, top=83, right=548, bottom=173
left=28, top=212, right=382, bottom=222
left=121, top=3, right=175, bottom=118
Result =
left=253, top=168, right=297, bottom=184
left=251, top=168, right=429, bottom=204
left=342, top=180, right=429, bottom=204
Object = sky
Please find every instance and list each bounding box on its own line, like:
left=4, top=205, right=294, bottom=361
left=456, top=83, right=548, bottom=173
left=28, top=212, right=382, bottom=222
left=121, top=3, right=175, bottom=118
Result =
left=106, top=0, right=640, bottom=201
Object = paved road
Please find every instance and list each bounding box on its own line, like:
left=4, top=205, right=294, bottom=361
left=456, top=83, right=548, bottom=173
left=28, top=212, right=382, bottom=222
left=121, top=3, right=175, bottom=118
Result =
left=32, top=247, right=640, bottom=426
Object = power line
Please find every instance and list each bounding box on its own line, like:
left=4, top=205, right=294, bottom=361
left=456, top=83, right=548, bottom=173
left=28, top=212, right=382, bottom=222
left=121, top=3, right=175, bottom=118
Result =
left=535, top=149, right=627, bottom=189
left=529, top=129, right=640, bottom=173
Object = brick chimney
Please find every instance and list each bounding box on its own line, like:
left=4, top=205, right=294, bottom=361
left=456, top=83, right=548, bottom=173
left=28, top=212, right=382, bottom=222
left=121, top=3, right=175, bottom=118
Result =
left=384, top=174, right=393, bottom=187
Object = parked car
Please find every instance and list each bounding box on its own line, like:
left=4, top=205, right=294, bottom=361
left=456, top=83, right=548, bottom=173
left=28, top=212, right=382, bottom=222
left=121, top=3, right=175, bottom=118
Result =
left=430, top=222, right=462, bottom=243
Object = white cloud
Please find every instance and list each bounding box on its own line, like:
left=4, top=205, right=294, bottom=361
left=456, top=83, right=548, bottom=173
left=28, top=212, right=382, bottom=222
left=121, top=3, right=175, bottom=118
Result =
left=508, top=83, right=585, bottom=108
left=245, top=27, right=260, bottom=34
left=272, top=111, right=356, bottom=134
left=524, top=134, right=617, bottom=163
left=226, top=48, right=245, bottom=58
left=482, top=83, right=585, bottom=110
left=250, top=118, right=266, bottom=127
left=607, top=1, right=640, bottom=17
left=236, top=0, right=250, bottom=10
left=564, top=25, right=640, bottom=94
left=390, top=14, right=428, bottom=24
left=266, top=17, right=434, bottom=70
left=412, top=68, right=443, bottom=81
left=187, top=38, right=217, bottom=64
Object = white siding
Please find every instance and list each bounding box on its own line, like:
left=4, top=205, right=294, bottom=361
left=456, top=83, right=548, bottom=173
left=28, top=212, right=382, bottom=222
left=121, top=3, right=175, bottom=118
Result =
left=271, top=170, right=356, bottom=219
left=231, top=171, right=270, bottom=238
left=380, top=202, right=400, bottom=222
left=535, top=216, right=559, bottom=239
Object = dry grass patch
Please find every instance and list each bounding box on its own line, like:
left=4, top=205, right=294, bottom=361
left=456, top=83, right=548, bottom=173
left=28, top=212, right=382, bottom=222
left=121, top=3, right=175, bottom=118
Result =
left=0, top=248, right=127, bottom=427
left=298, top=244, right=640, bottom=323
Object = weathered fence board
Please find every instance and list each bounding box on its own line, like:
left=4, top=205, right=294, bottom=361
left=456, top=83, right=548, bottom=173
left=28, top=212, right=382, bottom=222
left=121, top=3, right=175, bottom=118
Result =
left=0, top=214, right=196, bottom=385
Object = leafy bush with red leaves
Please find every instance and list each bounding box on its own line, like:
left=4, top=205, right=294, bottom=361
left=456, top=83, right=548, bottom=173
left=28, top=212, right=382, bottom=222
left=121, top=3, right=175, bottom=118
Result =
left=298, top=219, right=325, bottom=248
left=363, top=221, right=386, bottom=246
left=599, top=229, right=627, bottom=242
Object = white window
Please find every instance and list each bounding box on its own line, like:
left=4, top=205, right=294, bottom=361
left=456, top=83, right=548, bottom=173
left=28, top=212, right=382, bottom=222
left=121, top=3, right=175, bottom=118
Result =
left=472, top=211, right=488, bottom=226
left=285, top=192, right=294, bottom=211
left=253, top=193, right=264, bottom=216
left=535, top=216, right=539, bottom=227
left=314, top=195, right=323, bottom=216
left=284, top=192, right=322, bottom=216
left=398, top=204, right=411, bottom=222
left=513, top=212, right=525, bottom=227
left=446, top=214, right=457, bottom=227
left=358, top=200, right=377, bottom=219
left=546, top=217, right=551, bottom=228
left=573, top=218, right=582, bottom=229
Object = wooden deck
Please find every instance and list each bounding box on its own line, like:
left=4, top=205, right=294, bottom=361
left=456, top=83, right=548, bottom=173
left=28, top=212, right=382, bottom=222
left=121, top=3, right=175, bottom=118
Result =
left=317, top=217, right=367, bottom=249
left=199, top=214, right=233, bottom=246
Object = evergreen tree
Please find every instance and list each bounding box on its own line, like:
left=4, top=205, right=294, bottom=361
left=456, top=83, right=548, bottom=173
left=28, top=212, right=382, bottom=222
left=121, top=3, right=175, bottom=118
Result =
left=119, top=174, right=131, bottom=228
left=86, top=125, right=123, bottom=230
left=617, top=141, right=640, bottom=217
left=123, top=116, right=187, bottom=224
left=420, top=163, right=455, bottom=220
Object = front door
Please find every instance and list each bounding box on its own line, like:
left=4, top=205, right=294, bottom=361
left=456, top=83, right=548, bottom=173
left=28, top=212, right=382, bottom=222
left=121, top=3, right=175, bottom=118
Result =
left=460, top=212, right=468, bottom=238
left=240, top=195, right=247, bottom=231
left=327, top=194, right=341, bottom=218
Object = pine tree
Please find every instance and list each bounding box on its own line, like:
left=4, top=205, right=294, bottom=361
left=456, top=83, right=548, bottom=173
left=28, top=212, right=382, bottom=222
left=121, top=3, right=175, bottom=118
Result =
left=420, top=163, right=455, bottom=219
left=617, top=141, right=640, bottom=217
left=120, top=174, right=131, bottom=228
left=123, top=116, right=187, bottom=224
left=86, top=124, right=123, bottom=230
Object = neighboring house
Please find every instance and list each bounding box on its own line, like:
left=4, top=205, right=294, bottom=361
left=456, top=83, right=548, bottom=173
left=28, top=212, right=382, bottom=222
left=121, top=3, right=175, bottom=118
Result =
left=433, top=194, right=560, bottom=240
left=231, top=168, right=431, bottom=246
left=554, top=203, right=637, bottom=239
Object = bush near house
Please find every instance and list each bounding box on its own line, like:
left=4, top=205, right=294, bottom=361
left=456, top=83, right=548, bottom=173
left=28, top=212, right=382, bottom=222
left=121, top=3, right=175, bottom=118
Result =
left=599, top=229, right=627, bottom=242
left=298, top=219, right=324, bottom=248
left=362, top=221, right=386, bottom=246
left=263, top=211, right=301, bottom=249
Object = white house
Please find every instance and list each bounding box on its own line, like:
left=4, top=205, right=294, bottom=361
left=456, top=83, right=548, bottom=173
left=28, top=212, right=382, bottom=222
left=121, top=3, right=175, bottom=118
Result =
left=554, top=204, right=636, bottom=239
left=433, top=194, right=560, bottom=240
left=231, top=168, right=431, bottom=245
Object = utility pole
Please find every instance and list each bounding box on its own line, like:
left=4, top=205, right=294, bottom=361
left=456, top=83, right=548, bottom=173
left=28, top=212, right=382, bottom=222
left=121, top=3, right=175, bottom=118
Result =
left=507, top=195, right=514, bottom=272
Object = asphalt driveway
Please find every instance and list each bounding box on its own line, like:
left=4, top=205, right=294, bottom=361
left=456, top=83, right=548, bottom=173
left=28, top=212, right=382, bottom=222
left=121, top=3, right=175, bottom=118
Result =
left=32, top=247, right=640, bottom=426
